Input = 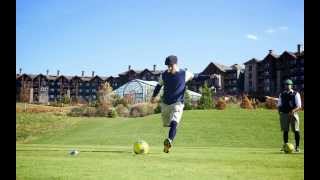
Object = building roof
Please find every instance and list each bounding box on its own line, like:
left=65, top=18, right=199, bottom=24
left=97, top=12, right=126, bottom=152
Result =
left=119, top=68, right=163, bottom=76
left=230, top=64, right=243, bottom=70
left=244, top=58, right=259, bottom=65
left=80, top=76, right=92, bottom=81
left=214, top=63, right=231, bottom=71
left=279, top=51, right=297, bottom=59
left=133, top=79, right=159, bottom=86
left=119, top=69, right=142, bottom=76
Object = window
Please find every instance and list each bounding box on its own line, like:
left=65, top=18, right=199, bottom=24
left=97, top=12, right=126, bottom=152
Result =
left=86, top=83, right=90, bottom=86
left=86, top=89, right=89, bottom=93
left=265, top=87, right=270, bottom=92
left=93, top=95, right=96, bottom=99
left=50, top=88, right=54, bottom=92
left=249, top=73, right=252, bottom=78
left=79, top=89, right=82, bottom=93
left=50, top=95, right=54, bottom=98
left=51, top=82, right=55, bottom=86
left=249, top=65, right=252, bottom=71
left=92, top=89, right=96, bottom=93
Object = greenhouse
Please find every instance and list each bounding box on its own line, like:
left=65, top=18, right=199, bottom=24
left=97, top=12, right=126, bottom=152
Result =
left=114, top=79, right=201, bottom=104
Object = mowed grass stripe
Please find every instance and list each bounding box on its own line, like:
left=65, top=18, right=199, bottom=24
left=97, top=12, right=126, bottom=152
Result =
left=18, top=106, right=303, bottom=149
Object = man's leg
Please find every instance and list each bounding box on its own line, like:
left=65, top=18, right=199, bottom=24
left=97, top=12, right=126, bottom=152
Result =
left=280, top=113, right=289, bottom=151
left=163, top=103, right=184, bottom=153
left=292, top=113, right=300, bottom=152
left=168, top=121, right=178, bottom=141
left=283, top=131, right=289, bottom=143
left=294, top=131, right=300, bottom=152
left=163, top=121, right=177, bottom=153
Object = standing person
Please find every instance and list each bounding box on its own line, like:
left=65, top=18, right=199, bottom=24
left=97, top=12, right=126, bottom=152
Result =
left=151, top=55, right=214, bottom=153
left=277, top=79, right=302, bottom=152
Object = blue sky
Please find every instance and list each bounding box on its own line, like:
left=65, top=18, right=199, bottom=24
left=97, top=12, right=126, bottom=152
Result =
left=16, top=0, right=304, bottom=77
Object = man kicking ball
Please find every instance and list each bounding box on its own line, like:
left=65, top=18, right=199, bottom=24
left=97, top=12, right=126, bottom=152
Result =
left=151, top=55, right=214, bottom=153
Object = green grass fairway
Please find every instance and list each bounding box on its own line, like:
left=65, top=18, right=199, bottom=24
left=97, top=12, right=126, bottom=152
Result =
left=16, top=106, right=304, bottom=180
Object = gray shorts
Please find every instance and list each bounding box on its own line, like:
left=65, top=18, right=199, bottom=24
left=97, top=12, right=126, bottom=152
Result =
left=160, top=102, right=184, bottom=127
left=279, top=112, right=300, bottom=132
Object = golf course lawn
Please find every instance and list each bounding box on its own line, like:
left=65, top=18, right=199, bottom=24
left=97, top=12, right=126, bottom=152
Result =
left=16, top=106, right=304, bottom=180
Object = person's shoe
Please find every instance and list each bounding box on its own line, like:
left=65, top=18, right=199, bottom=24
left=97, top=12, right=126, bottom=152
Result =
left=280, top=144, right=286, bottom=151
left=163, top=138, right=172, bottom=153
left=295, top=146, right=300, bottom=153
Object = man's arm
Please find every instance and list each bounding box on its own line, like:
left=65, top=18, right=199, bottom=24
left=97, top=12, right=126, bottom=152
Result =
left=185, top=70, right=214, bottom=82
left=151, top=74, right=163, bottom=103
left=291, top=92, right=302, bottom=113
left=275, top=94, right=282, bottom=113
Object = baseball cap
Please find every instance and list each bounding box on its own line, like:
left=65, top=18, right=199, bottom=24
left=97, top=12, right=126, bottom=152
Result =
left=284, top=79, right=293, bottom=85
left=165, top=55, right=178, bottom=65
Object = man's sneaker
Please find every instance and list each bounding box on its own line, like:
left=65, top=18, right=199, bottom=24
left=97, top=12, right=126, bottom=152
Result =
left=280, top=144, right=286, bottom=151
left=295, top=146, right=300, bottom=152
left=163, top=138, right=172, bottom=153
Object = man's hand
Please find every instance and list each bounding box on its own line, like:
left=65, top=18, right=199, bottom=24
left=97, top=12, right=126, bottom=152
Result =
left=150, top=97, right=156, bottom=104
left=288, top=111, right=294, bottom=122
left=265, top=96, right=279, bottom=101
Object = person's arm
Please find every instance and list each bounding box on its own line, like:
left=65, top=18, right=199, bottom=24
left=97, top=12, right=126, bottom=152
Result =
left=276, top=94, right=281, bottom=107
left=151, top=74, right=163, bottom=103
left=277, top=94, right=282, bottom=113
left=291, top=92, right=301, bottom=114
left=185, top=70, right=214, bottom=82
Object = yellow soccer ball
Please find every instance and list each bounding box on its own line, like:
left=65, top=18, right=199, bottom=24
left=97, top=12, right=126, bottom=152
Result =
left=133, top=140, right=149, bottom=154
left=284, top=143, right=294, bottom=154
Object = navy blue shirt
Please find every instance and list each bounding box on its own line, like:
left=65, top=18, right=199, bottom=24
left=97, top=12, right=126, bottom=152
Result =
left=152, top=69, right=211, bottom=105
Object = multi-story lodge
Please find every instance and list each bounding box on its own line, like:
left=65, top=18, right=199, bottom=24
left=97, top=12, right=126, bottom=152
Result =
left=16, top=45, right=304, bottom=103
left=244, top=44, right=304, bottom=96
left=187, top=62, right=244, bottom=95
left=16, top=65, right=162, bottom=103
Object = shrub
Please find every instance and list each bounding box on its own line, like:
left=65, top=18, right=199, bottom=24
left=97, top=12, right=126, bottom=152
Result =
left=60, top=95, right=71, bottom=105
left=116, top=104, right=130, bottom=117
left=84, top=107, right=97, bottom=116
left=257, top=102, right=266, bottom=109
left=96, top=103, right=111, bottom=117
left=265, top=98, right=278, bottom=109
left=130, top=103, right=155, bottom=117
left=215, top=98, right=227, bottom=110
left=229, top=96, right=240, bottom=104
left=184, top=90, right=192, bottom=110
left=68, top=106, right=86, bottom=117
left=198, top=82, right=214, bottom=109
left=154, top=103, right=161, bottom=114
left=108, top=108, right=118, bottom=118
left=113, top=95, right=129, bottom=108
left=89, top=100, right=99, bottom=107
left=240, top=96, right=253, bottom=109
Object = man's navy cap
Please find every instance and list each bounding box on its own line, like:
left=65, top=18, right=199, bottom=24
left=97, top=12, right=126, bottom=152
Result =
left=165, top=55, right=178, bottom=65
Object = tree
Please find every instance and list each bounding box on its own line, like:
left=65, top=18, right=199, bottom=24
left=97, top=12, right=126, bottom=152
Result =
left=198, top=82, right=214, bottom=109
left=97, top=82, right=114, bottom=107
left=184, top=90, right=192, bottom=110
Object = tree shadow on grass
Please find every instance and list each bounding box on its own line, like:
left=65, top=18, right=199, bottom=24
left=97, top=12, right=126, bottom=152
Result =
left=16, top=149, right=132, bottom=154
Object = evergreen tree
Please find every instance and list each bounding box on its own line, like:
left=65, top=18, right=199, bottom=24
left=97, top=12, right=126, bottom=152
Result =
left=184, top=90, right=192, bottom=110
left=198, top=82, right=214, bottom=109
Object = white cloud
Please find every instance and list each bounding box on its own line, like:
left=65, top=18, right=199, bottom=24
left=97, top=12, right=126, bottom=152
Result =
left=265, top=28, right=276, bottom=33
left=246, top=34, right=258, bottom=40
left=279, top=26, right=288, bottom=30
